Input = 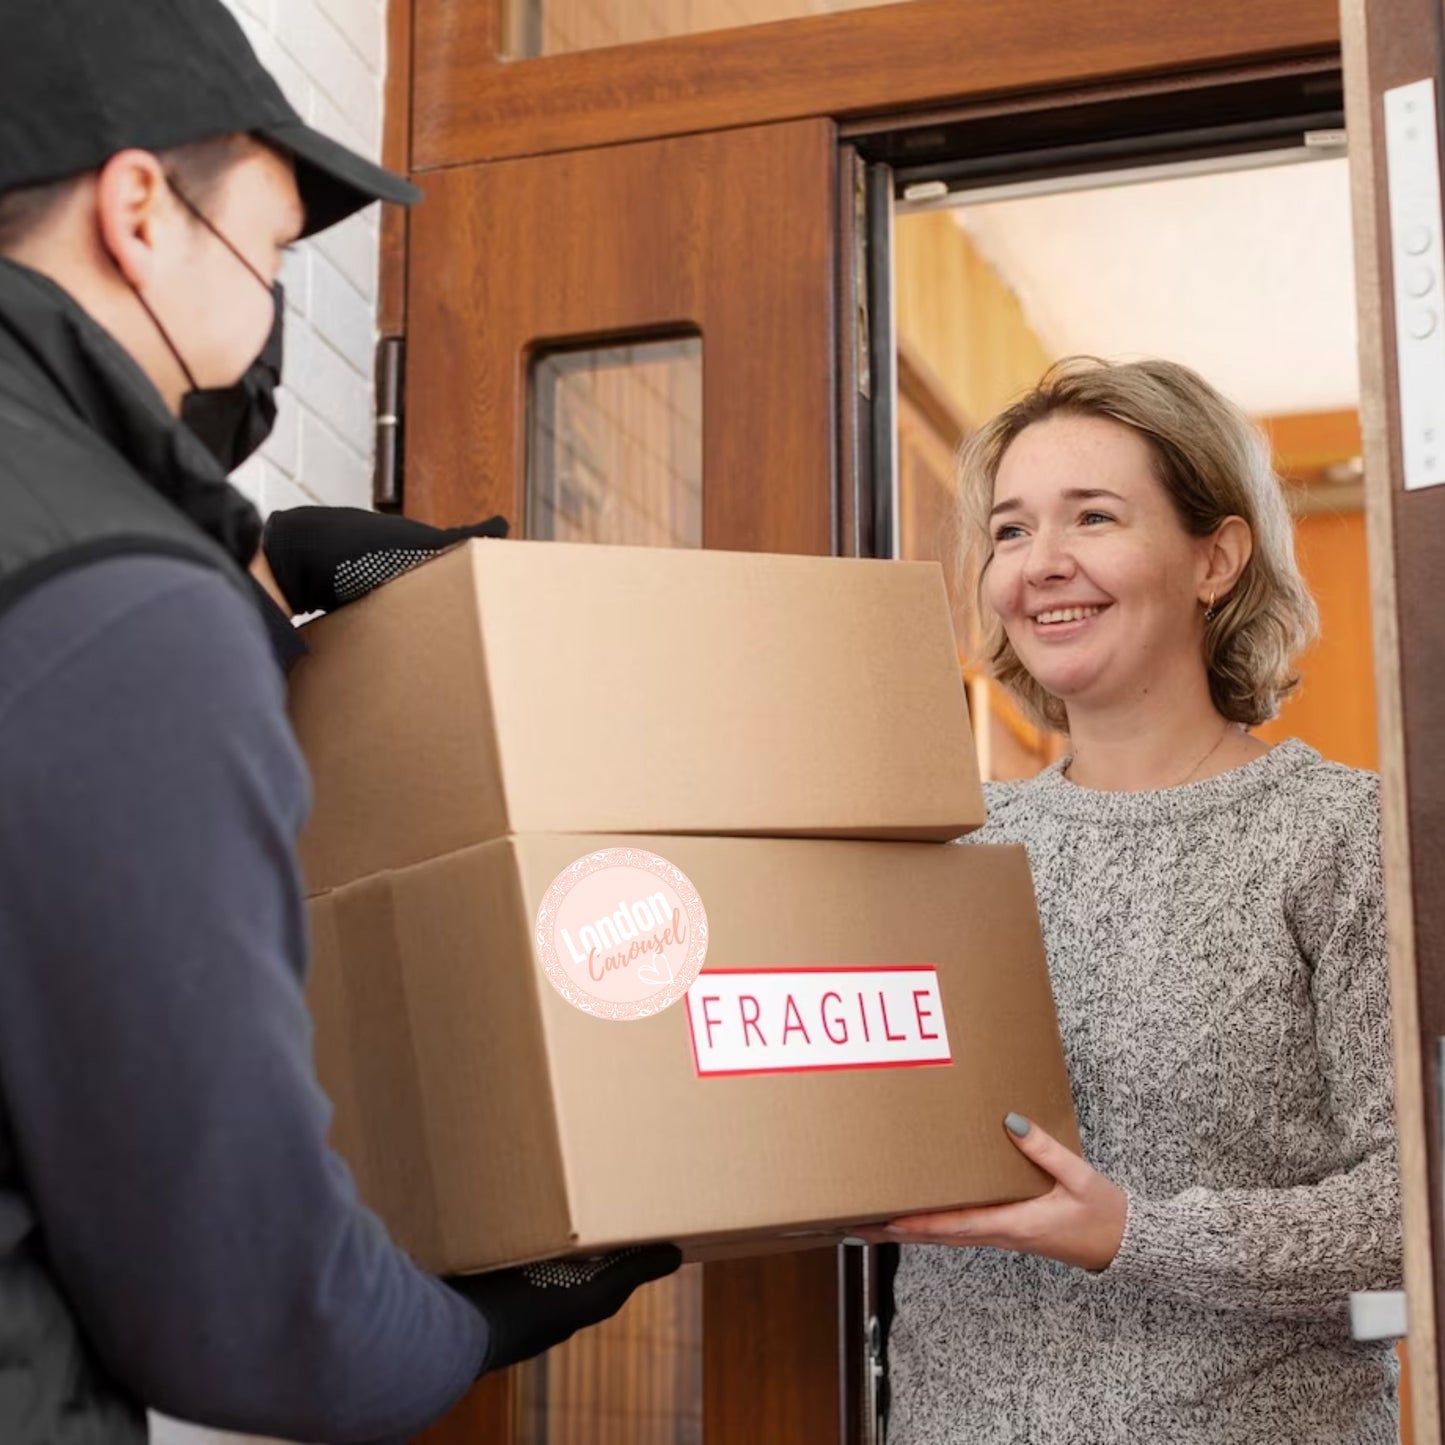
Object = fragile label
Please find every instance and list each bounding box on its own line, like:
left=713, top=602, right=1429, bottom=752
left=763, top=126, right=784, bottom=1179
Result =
left=684, top=966, right=951, bottom=1077
left=535, top=848, right=709, bottom=1022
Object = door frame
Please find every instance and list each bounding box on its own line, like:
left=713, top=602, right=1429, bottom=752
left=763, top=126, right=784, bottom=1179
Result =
left=1343, top=0, right=1445, bottom=1437
left=380, top=3, right=1445, bottom=1442
left=382, top=0, right=1344, bottom=331
left=408, top=0, right=1341, bottom=165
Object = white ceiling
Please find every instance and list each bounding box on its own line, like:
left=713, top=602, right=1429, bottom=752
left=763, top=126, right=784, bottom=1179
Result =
left=949, top=156, right=1359, bottom=418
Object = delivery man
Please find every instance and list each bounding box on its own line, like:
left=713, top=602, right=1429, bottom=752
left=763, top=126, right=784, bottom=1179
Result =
left=0, top=2, right=678, bottom=1441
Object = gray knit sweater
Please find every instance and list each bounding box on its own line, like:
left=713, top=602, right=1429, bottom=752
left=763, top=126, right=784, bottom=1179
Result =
left=888, top=740, right=1401, bottom=1445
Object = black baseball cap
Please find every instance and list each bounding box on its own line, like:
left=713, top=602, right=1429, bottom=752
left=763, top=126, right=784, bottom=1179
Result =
left=0, top=0, right=421, bottom=238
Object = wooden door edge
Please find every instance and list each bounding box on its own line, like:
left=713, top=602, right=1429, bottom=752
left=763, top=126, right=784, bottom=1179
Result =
left=1341, top=1, right=1441, bottom=1436
left=836, top=144, right=864, bottom=561
left=378, top=0, right=414, bottom=337
left=838, top=51, right=1342, bottom=140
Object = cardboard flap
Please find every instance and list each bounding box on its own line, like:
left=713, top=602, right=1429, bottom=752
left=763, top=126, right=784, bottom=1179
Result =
left=307, top=879, right=446, bottom=1265
left=289, top=546, right=508, bottom=895
left=386, top=839, right=575, bottom=1270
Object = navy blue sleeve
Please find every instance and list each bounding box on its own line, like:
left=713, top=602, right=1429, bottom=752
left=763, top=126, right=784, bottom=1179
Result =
left=0, top=556, right=487, bottom=1442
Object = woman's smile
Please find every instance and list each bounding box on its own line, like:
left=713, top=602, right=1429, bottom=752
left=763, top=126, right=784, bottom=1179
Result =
left=1029, top=601, right=1113, bottom=638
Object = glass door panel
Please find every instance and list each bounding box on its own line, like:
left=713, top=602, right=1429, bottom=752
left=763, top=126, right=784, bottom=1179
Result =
left=514, top=331, right=705, bottom=1440
left=503, top=0, right=918, bottom=59
left=527, top=338, right=703, bottom=548
left=514, top=1265, right=703, bottom=1444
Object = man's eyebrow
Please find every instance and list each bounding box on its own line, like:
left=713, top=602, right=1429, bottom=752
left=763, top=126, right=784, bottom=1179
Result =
left=988, top=487, right=1126, bottom=519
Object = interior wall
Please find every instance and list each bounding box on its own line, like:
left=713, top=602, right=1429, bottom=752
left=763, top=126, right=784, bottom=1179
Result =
left=1257, top=411, right=1375, bottom=770
left=1261, top=506, right=1376, bottom=770
left=894, top=211, right=1064, bottom=781
left=894, top=211, right=1053, bottom=431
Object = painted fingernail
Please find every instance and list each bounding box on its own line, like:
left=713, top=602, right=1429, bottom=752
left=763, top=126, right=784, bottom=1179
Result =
left=1005, top=1112, right=1031, bottom=1138
left=842, top=1236, right=868, bottom=1247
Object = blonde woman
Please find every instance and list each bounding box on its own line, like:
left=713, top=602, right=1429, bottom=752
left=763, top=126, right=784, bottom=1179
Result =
left=868, top=358, right=1401, bottom=1444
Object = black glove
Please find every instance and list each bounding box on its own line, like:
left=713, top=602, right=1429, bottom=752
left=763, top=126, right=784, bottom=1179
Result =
left=261, top=506, right=510, bottom=614
left=448, top=1244, right=683, bottom=1373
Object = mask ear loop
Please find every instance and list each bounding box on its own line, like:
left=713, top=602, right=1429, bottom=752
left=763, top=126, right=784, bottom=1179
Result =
left=131, top=285, right=202, bottom=393
left=130, top=174, right=280, bottom=396
left=165, top=175, right=275, bottom=295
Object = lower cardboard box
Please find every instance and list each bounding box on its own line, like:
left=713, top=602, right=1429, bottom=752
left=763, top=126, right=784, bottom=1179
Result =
left=306, top=833, right=1078, bottom=1274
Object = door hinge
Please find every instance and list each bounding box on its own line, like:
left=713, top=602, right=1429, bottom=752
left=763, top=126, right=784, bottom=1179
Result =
left=373, top=335, right=404, bottom=511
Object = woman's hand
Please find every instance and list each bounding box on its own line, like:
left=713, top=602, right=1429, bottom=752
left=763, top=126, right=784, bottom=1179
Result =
left=855, top=1114, right=1128, bottom=1272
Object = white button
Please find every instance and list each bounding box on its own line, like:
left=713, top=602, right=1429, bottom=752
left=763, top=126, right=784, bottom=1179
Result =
left=1404, top=224, right=1434, bottom=256
left=1408, top=264, right=1436, bottom=296
left=1409, top=307, right=1438, bottom=339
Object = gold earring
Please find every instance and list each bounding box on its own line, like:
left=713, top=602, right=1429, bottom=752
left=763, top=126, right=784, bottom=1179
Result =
left=1204, top=591, right=1218, bottom=622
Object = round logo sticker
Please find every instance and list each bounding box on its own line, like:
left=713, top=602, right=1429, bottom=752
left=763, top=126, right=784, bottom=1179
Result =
left=535, top=848, right=709, bottom=1021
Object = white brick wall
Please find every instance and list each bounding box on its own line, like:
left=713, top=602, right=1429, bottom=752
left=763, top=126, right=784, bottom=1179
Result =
left=149, top=16, right=390, bottom=1445
left=221, top=0, right=388, bottom=520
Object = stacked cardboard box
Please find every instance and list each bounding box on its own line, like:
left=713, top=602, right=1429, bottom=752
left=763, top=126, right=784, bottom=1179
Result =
left=291, top=540, right=1077, bottom=1274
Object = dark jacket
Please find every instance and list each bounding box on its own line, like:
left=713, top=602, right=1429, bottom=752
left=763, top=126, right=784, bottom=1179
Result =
left=0, top=258, right=487, bottom=1442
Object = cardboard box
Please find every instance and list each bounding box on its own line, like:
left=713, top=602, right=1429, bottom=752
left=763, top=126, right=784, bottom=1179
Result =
left=289, top=541, right=986, bottom=894
left=307, top=833, right=1078, bottom=1274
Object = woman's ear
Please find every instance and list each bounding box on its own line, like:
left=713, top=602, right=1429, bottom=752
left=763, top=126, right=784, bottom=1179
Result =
left=94, top=149, right=173, bottom=290
left=1199, top=516, right=1253, bottom=608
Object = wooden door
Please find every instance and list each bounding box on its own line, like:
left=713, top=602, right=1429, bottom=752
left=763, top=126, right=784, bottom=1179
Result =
left=404, top=121, right=835, bottom=553
left=391, top=2, right=1361, bottom=1441
left=403, top=117, right=844, bottom=1445
left=1342, top=1, right=1445, bottom=1438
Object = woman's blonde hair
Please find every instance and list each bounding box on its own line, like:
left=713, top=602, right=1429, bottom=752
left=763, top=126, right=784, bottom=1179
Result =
left=957, top=356, right=1318, bottom=731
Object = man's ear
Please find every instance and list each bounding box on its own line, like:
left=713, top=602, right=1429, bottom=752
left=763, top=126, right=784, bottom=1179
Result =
left=1199, top=515, right=1253, bottom=608
left=94, top=150, right=175, bottom=290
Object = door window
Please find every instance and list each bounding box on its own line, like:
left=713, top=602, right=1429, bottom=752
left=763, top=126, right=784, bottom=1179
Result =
left=527, top=337, right=703, bottom=547
left=503, top=0, right=915, bottom=58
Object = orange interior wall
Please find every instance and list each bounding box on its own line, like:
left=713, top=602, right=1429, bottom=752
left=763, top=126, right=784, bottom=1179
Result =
left=1255, top=507, right=1377, bottom=770
left=1255, top=411, right=1375, bottom=771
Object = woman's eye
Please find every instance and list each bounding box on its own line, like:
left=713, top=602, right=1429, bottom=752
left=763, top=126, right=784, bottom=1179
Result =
left=993, top=524, right=1025, bottom=543
left=1079, top=511, right=1113, bottom=526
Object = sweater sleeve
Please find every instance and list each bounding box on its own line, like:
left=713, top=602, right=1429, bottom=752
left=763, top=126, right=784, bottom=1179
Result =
left=0, top=556, right=487, bottom=1442
left=1104, top=773, right=1401, bottom=1319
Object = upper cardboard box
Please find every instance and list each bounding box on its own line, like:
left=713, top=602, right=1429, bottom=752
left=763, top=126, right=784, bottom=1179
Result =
left=290, top=541, right=985, bottom=894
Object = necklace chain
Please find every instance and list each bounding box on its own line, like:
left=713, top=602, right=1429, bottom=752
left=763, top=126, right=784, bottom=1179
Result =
left=1065, top=721, right=1235, bottom=789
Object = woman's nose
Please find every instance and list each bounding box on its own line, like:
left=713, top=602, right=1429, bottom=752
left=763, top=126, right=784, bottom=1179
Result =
left=1022, top=528, right=1076, bottom=584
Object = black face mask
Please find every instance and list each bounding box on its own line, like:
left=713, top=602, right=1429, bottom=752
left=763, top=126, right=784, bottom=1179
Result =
left=128, top=176, right=287, bottom=473
left=180, top=280, right=284, bottom=472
